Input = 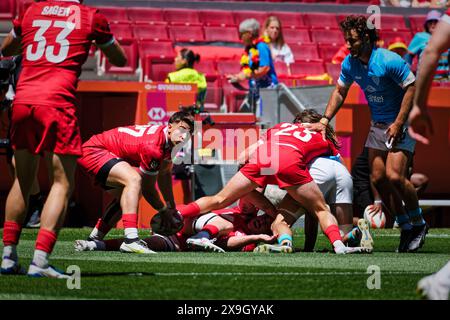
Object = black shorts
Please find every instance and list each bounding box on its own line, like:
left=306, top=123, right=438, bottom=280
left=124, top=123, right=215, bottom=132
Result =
left=95, top=158, right=124, bottom=190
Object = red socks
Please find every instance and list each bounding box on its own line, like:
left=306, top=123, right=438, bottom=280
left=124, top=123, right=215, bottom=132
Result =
left=178, top=202, right=201, bottom=218
left=122, top=213, right=138, bottom=229
left=324, top=225, right=342, bottom=245
left=202, top=224, right=219, bottom=238
left=35, top=229, right=57, bottom=254
left=3, top=221, right=22, bottom=246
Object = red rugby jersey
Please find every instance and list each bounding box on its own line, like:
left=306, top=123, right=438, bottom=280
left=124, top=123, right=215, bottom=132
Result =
left=13, top=0, right=113, bottom=107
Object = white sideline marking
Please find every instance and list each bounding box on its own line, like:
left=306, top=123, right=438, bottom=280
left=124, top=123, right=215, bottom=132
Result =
left=152, top=271, right=427, bottom=277
left=373, top=234, right=450, bottom=238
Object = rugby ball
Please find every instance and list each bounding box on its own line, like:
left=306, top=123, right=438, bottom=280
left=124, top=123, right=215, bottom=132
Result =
left=151, top=210, right=184, bottom=236
left=364, top=205, right=386, bottom=229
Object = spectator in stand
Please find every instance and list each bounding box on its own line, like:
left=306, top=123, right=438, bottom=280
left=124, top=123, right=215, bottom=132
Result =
left=263, top=16, right=294, bottom=75
left=380, top=0, right=444, bottom=7
left=405, top=10, right=450, bottom=81
left=226, top=19, right=278, bottom=115
left=388, top=37, right=409, bottom=59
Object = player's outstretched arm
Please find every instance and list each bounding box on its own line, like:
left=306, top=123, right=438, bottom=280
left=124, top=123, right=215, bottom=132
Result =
left=303, top=84, right=349, bottom=139
left=1, top=33, right=21, bottom=57
left=141, top=174, right=165, bottom=211
left=222, top=234, right=277, bottom=251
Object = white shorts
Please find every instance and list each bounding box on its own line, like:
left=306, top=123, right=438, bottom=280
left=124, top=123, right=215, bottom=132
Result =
left=365, top=121, right=415, bottom=153
left=192, top=212, right=220, bottom=233
left=264, top=157, right=352, bottom=205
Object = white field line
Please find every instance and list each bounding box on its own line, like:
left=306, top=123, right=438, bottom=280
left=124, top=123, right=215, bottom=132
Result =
left=150, top=271, right=427, bottom=276
left=373, top=234, right=450, bottom=238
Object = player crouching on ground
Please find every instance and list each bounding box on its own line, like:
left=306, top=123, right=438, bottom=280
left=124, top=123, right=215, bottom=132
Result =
left=76, top=111, right=194, bottom=254
left=74, top=202, right=277, bottom=253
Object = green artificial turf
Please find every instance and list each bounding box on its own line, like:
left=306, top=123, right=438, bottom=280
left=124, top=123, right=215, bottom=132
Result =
left=0, top=228, right=448, bottom=300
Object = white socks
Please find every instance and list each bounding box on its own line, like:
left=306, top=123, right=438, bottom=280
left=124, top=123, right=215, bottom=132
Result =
left=32, top=249, right=49, bottom=268
left=2, top=245, right=17, bottom=261
left=124, top=228, right=138, bottom=240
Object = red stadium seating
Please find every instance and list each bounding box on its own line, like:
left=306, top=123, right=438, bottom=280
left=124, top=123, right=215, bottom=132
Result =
left=164, top=8, right=200, bottom=25
left=168, top=25, right=205, bottom=42
left=290, top=43, right=319, bottom=61
left=204, top=26, right=239, bottom=43
left=297, top=79, right=330, bottom=86
left=409, top=15, right=427, bottom=32
left=109, top=23, right=133, bottom=41
left=274, top=61, right=290, bottom=76
left=304, top=13, right=339, bottom=29
left=290, top=60, right=325, bottom=76
left=221, top=77, right=247, bottom=113
left=127, top=8, right=164, bottom=24
left=233, top=10, right=269, bottom=27
left=319, top=44, right=341, bottom=63
left=195, top=59, right=218, bottom=80
left=310, top=28, right=344, bottom=45
left=269, top=12, right=306, bottom=29
left=379, top=14, right=408, bottom=31
left=0, top=0, right=14, bottom=19
left=144, top=60, right=174, bottom=82
left=138, top=40, right=175, bottom=61
left=97, top=7, right=128, bottom=23
left=283, top=28, right=311, bottom=45
left=133, top=25, right=170, bottom=42
left=105, top=39, right=138, bottom=74
left=380, top=30, right=413, bottom=47
left=204, top=77, right=223, bottom=111
left=216, top=60, right=242, bottom=76
left=199, top=10, right=235, bottom=26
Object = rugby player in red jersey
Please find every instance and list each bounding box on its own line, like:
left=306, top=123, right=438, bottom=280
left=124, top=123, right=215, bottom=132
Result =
left=180, top=112, right=367, bottom=254
left=1, top=0, right=127, bottom=278
left=77, top=111, right=194, bottom=254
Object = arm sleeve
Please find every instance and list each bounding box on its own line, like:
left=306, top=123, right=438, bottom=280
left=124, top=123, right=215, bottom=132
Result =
left=257, top=43, right=271, bottom=68
left=283, top=44, right=295, bottom=65
left=337, top=56, right=354, bottom=88
left=92, top=12, right=114, bottom=47
left=139, top=149, right=161, bottom=176
left=386, top=54, right=415, bottom=89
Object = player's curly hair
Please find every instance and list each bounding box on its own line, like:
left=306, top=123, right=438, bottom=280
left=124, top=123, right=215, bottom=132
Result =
left=292, top=109, right=340, bottom=150
left=169, top=111, right=195, bottom=134
left=339, top=15, right=378, bottom=46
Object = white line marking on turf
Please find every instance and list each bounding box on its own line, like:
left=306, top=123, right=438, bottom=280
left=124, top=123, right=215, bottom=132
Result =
left=374, top=234, right=450, bottom=238
left=151, top=271, right=427, bottom=276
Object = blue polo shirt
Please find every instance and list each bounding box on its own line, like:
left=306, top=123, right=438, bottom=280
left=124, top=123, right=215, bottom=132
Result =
left=338, top=47, right=415, bottom=123
left=249, top=41, right=278, bottom=88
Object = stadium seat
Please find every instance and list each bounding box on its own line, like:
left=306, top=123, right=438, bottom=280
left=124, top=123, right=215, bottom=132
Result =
left=97, top=7, right=128, bottom=23
left=380, top=30, right=413, bottom=47
left=109, top=23, right=133, bottom=41
left=304, top=13, right=339, bottom=29
left=16, top=0, right=32, bottom=16
left=216, top=60, right=242, bottom=76
left=269, top=12, right=306, bottom=29
left=274, top=61, right=290, bottom=77
left=310, top=28, right=344, bottom=45
left=290, top=60, right=325, bottom=76
left=127, top=8, right=164, bottom=24
left=133, top=25, right=169, bottom=42
left=164, top=8, right=200, bottom=25
left=325, top=62, right=342, bottom=84
left=233, top=10, right=269, bottom=27
left=144, top=60, right=174, bottom=82
left=409, top=15, right=427, bottom=32
left=379, top=14, right=408, bottom=31
left=199, top=10, right=235, bottom=26
left=168, top=25, right=205, bottom=42
left=204, top=78, right=223, bottom=111
left=204, top=26, right=239, bottom=43
left=104, top=39, right=138, bottom=74
left=0, top=0, right=14, bottom=19
left=290, top=43, right=320, bottom=61
left=221, top=77, right=247, bottom=113
left=283, top=28, right=311, bottom=45
left=319, top=45, right=341, bottom=63
left=195, top=59, right=218, bottom=80
left=138, top=40, right=175, bottom=61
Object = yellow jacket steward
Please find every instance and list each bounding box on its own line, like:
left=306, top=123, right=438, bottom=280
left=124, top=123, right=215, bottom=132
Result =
left=166, top=68, right=207, bottom=105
